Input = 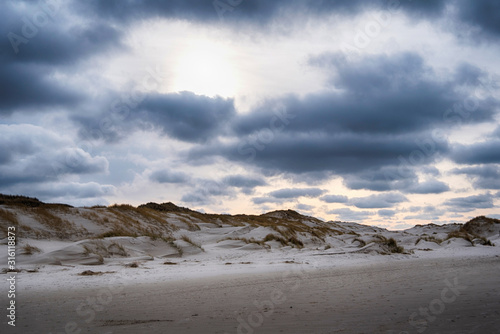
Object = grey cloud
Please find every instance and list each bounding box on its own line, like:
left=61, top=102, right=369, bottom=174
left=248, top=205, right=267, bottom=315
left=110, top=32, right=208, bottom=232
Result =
left=296, top=203, right=315, bottom=212
left=451, top=141, right=500, bottom=165
left=452, top=165, right=500, bottom=189
left=23, top=182, right=116, bottom=200
left=454, top=0, right=500, bottom=41
left=0, top=125, right=108, bottom=188
left=328, top=208, right=373, bottom=222
left=150, top=169, right=190, bottom=184
left=403, top=213, right=441, bottom=220
left=493, top=126, right=500, bottom=138
left=252, top=197, right=285, bottom=205
left=454, top=63, right=485, bottom=86
left=349, top=192, right=408, bottom=209
left=191, top=53, right=500, bottom=181
left=443, top=193, right=494, bottom=212
left=179, top=175, right=265, bottom=205
left=0, top=63, right=82, bottom=114
left=181, top=179, right=236, bottom=205
left=407, top=180, right=450, bottom=194
left=403, top=205, right=445, bottom=220
left=342, top=166, right=419, bottom=192
left=0, top=2, right=122, bottom=115
left=268, top=188, right=325, bottom=199
left=137, top=92, right=235, bottom=143
left=223, top=175, right=267, bottom=189
left=320, top=195, right=348, bottom=203
left=420, top=166, right=441, bottom=177
left=194, top=131, right=449, bottom=178
left=378, top=209, right=396, bottom=217
left=239, top=53, right=494, bottom=137
left=75, top=92, right=236, bottom=144
left=75, top=0, right=374, bottom=26
left=223, top=175, right=267, bottom=195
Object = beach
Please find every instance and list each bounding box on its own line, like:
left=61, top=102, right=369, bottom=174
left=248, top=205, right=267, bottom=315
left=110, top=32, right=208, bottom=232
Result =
left=5, top=249, right=500, bottom=334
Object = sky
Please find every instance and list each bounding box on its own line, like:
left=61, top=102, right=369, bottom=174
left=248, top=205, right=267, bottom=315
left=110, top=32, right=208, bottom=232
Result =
left=1, top=0, right=500, bottom=229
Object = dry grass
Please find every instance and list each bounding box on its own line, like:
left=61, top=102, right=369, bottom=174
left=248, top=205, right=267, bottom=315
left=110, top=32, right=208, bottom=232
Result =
left=83, top=240, right=128, bottom=258
left=387, top=238, right=405, bottom=254
left=97, top=228, right=138, bottom=239
left=22, top=244, right=42, bottom=255
left=0, top=208, right=18, bottom=237
left=446, top=230, right=474, bottom=245
left=180, top=235, right=204, bottom=250
left=107, top=241, right=128, bottom=257
left=125, top=262, right=139, bottom=268
left=163, top=261, right=178, bottom=265
left=79, top=270, right=115, bottom=276
left=415, top=235, right=443, bottom=245
left=0, top=208, right=19, bottom=225
left=353, top=238, right=366, bottom=247
left=28, top=207, right=78, bottom=238
left=169, top=241, right=184, bottom=256
left=263, top=233, right=288, bottom=246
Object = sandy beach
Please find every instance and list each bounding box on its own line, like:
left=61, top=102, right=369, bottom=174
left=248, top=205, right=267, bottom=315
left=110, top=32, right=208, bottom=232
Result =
left=4, top=250, right=499, bottom=334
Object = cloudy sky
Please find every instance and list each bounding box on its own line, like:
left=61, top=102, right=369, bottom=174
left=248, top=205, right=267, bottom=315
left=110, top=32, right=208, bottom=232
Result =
left=1, top=0, right=500, bottom=229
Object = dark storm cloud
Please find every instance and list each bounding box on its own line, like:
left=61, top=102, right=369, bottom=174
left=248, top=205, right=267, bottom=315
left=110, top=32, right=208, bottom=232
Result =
left=320, top=195, right=348, bottom=204
left=268, top=188, right=325, bottom=199
left=443, top=193, right=494, bottom=212
left=454, top=0, right=500, bottom=41
left=138, top=92, right=235, bottom=143
left=76, top=0, right=491, bottom=43
left=348, top=192, right=407, bottom=209
left=75, top=92, right=236, bottom=144
left=0, top=2, right=123, bottom=115
left=237, top=53, right=494, bottom=137
left=195, top=131, right=449, bottom=177
left=450, top=141, right=500, bottom=165
left=0, top=63, right=82, bottom=113
left=74, top=0, right=375, bottom=25
left=87, top=0, right=500, bottom=42
left=342, top=166, right=419, bottom=192
left=451, top=165, right=500, bottom=190
left=189, top=52, right=497, bottom=193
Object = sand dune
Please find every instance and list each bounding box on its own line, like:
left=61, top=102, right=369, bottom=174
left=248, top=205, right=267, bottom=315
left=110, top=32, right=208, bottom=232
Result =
left=1, top=196, right=499, bottom=333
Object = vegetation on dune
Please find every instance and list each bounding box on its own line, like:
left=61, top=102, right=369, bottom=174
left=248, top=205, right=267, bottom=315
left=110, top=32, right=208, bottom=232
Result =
left=415, top=235, right=443, bottom=245
left=21, top=243, right=42, bottom=255
left=180, top=235, right=204, bottom=250
left=1, top=193, right=497, bottom=251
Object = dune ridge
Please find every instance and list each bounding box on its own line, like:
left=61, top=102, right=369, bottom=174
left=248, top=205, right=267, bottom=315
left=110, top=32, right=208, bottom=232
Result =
left=0, top=194, right=498, bottom=269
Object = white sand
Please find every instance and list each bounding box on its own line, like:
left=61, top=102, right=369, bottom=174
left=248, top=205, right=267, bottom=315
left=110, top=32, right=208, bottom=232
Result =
left=0, top=247, right=498, bottom=333
left=1, top=205, right=500, bottom=333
